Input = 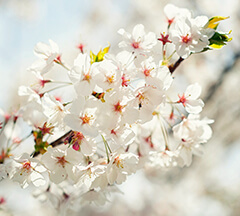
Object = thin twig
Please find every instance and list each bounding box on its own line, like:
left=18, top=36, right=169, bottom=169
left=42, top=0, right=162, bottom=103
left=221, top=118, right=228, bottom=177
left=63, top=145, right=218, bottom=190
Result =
left=32, top=130, right=72, bottom=157
left=168, top=57, right=184, bottom=74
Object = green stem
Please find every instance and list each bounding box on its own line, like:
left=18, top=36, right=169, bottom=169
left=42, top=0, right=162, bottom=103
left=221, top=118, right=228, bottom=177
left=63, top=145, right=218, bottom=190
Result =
left=101, top=134, right=111, bottom=163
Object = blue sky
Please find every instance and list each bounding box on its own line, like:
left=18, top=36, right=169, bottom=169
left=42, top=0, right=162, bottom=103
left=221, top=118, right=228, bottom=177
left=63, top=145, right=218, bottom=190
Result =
left=0, top=0, right=129, bottom=109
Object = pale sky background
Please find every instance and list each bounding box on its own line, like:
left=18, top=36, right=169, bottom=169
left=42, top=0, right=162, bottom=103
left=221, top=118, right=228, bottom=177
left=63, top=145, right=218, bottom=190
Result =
left=0, top=0, right=130, bottom=109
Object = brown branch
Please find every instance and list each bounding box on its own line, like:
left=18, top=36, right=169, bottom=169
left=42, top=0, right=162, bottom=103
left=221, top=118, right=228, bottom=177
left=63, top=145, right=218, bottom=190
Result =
left=32, top=130, right=72, bottom=157
left=168, top=57, right=184, bottom=74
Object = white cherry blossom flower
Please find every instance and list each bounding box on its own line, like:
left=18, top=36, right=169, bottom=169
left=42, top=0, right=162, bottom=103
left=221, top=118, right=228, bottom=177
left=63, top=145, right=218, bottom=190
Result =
left=42, top=93, right=69, bottom=127
left=133, top=86, right=163, bottom=123
left=177, top=83, right=204, bottom=114
left=138, top=57, right=173, bottom=90
left=102, top=90, right=139, bottom=127
left=170, top=16, right=210, bottom=58
left=105, top=51, right=136, bottom=87
left=94, top=59, right=120, bottom=91
left=106, top=152, right=139, bottom=185
left=63, top=131, right=97, bottom=156
left=164, top=4, right=191, bottom=26
left=18, top=85, right=48, bottom=127
left=68, top=53, right=97, bottom=96
left=29, top=39, right=60, bottom=75
left=118, top=24, right=157, bottom=53
left=148, top=150, right=177, bottom=168
left=104, top=125, right=135, bottom=150
left=18, top=85, right=41, bottom=105
left=64, top=96, right=99, bottom=137
left=75, top=162, right=106, bottom=189
left=7, top=153, right=46, bottom=188
left=41, top=147, right=83, bottom=184
left=172, top=114, right=213, bottom=166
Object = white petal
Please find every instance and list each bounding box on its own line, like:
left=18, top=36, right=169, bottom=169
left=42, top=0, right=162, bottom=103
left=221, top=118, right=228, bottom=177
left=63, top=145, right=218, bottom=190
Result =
left=185, top=83, right=202, bottom=99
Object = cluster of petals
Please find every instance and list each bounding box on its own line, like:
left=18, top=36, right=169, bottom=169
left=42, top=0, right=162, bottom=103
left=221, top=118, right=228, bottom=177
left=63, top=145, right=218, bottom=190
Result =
left=165, top=4, right=215, bottom=58
left=0, top=4, right=223, bottom=209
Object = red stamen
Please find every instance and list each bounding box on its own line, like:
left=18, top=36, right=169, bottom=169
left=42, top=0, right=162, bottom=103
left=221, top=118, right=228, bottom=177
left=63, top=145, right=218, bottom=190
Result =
left=131, top=41, right=140, bottom=49
left=143, top=69, right=151, bottom=77
left=121, top=74, right=130, bottom=87
left=80, top=114, right=91, bottom=124
left=181, top=35, right=192, bottom=44
left=56, top=156, right=67, bottom=167
left=22, top=161, right=31, bottom=171
left=168, top=18, right=174, bottom=25
left=114, top=101, right=123, bottom=113
left=77, top=43, right=85, bottom=53
left=177, top=93, right=187, bottom=107
left=111, top=129, right=117, bottom=136
left=158, top=33, right=172, bottom=45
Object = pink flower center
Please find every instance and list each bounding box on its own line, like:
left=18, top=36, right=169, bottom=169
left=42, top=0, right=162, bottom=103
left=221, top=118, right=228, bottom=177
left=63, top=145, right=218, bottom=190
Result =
left=77, top=43, right=84, bottom=53
left=168, top=18, right=174, bottom=25
left=106, top=75, right=115, bottom=84
left=0, top=197, right=5, bottom=205
left=181, top=34, right=192, bottom=44
left=177, top=93, right=187, bottom=106
left=114, top=101, right=123, bottom=113
left=111, top=129, right=117, bottom=136
left=40, top=79, right=50, bottom=87
left=121, top=74, right=130, bottom=87
left=54, top=96, right=62, bottom=102
left=158, top=33, right=172, bottom=45
left=72, top=131, right=84, bottom=143
left=83, top=71, right=92, bottom=83
left=80, top=114, right=91, bottom=125
left=56, top=156, right=67, bottom=167
left=114, top=156, right=124, bottom=168
left=22, top=161, right=31, bottom=171
left=143, top=68, right=151, bottom=77
left=144, top=135, right=154, bottom=148
left=131, top=41, right=140, bottom=49
left=136, top=92, right=145, bottom=102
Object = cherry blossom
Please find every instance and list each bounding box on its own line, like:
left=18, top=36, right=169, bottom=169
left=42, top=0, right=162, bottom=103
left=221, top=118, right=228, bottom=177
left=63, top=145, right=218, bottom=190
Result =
left=7, top=153, right=46, bottom=188
left=176, top=83, right=204, bottom=114
left=170, top=16, right=212, bottom=58
left=29, top=39, right=61, bottom=75
left=41, top=147, right=83, bottom=184
left=164, top=4, right=191, bottom=26
left=118, top=24, right=157, bottom=53
left=68, top=53, right=98, bottom=96
left=0, top=3, right=231, bottom=211
left=106, top=151, right=139, bottom=185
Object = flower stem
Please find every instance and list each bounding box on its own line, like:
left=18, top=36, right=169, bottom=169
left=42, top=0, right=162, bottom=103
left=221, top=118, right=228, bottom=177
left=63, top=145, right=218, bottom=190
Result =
left=168, top=57, right=184, bottom=74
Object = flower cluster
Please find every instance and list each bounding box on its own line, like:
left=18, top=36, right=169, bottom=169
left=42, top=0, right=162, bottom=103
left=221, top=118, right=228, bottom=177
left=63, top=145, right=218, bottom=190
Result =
left=0, top=4, right=230, bottom=213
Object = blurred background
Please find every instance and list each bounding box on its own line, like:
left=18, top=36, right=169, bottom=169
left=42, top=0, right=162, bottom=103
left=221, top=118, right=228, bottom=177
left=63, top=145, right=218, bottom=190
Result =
left=0, top=0, right=239, bottom=215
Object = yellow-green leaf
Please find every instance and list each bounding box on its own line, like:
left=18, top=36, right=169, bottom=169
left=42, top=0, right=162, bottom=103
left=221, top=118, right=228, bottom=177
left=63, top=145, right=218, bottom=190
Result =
left=209, top=31, right=232, bottom=49
left=90, top=43, right=110, bottom=64
left=207, top=16, right=229, bottom=29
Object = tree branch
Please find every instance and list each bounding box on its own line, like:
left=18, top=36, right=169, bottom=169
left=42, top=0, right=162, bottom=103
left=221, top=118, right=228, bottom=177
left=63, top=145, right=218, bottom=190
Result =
left=32, top=130, right=72, bottom=157
left=168, top=57, right=184, bottom=74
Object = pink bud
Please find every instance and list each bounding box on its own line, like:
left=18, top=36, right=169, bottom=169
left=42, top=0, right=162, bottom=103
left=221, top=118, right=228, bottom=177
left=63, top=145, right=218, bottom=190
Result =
left=0, top=197, right=6, bottom=205
left=72, top=143, right=80, bottom=151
